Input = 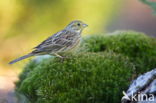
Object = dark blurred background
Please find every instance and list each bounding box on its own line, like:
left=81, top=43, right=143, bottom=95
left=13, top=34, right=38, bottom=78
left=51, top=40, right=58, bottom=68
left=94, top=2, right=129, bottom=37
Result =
left=0, top=0, right=156, bottom=102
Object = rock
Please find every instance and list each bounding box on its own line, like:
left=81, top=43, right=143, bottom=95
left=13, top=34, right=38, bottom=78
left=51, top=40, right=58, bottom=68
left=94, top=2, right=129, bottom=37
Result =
left=122, top=69, right=156, bottom=103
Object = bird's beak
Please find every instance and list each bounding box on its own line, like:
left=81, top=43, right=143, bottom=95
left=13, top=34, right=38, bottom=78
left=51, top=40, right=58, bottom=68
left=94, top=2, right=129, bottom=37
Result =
left=83, top=24, right=88, bottom=28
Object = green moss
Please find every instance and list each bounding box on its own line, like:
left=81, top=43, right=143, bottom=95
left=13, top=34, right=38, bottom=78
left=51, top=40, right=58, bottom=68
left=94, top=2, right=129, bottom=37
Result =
left=82, top=31, right=156, bottom=73
left=16, top=52, right=134, bottom=103
left=16, top=60, right=39, bottom=89
left=16, top=31, right=156, bottom=103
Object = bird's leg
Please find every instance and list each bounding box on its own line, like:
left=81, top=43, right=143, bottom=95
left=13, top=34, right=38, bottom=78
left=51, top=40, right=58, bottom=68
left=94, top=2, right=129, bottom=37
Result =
left=54, top=53, right=66, bottom=62
left=54, top=53, right=64, bottom=58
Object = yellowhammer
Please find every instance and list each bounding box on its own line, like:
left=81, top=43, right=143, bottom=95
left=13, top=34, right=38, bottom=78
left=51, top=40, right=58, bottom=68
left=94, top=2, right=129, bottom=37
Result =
left=9, top=20, right=88, bottom=64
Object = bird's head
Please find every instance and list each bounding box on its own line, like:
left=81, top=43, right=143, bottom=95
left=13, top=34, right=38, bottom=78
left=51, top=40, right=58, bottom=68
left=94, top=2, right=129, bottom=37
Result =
left=65, top=20, right=88, bottom=32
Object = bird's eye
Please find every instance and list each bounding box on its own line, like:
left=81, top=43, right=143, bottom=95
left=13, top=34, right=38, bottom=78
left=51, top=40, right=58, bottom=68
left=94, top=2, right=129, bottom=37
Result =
left=77, top=23, right=80, bottom=26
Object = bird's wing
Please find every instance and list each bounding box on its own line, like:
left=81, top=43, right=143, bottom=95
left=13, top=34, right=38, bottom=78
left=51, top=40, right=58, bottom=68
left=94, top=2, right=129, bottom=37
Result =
left=32, top=30, right=78, bottom=54
left=34, top=31, right=59, bottom=49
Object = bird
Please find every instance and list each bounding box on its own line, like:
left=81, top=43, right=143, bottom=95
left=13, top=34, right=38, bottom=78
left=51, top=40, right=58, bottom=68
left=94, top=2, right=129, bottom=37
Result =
left=9, top=20, right=88, bottom=64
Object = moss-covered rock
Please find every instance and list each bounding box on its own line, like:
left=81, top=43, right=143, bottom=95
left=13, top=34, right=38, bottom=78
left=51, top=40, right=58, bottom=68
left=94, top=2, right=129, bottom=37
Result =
left=16, top=60, right=39, bottom=90
left=82, top=31, right=156, bottom=73
left=16, top=31, right=156, bottom=103
left=16, top=52, right=134, bottom=103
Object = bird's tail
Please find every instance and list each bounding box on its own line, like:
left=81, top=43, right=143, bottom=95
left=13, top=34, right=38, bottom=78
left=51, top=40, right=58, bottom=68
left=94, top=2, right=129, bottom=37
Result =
left=9, top=53, right=34, bottom=64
